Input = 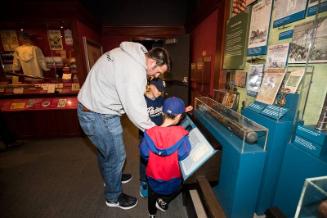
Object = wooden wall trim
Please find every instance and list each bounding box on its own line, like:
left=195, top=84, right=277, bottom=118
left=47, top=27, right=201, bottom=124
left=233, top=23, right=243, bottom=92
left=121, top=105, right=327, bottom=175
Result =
left=214, top=0, right=230, bottom=90
left=102, top=26, right=185, bottom=38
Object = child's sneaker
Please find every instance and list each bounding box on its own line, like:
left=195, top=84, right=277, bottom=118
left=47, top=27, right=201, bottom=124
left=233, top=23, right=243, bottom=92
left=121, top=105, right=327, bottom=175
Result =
left=139, top=182, right=148, bottom=198
left=156, top=198, right=168, bottom=212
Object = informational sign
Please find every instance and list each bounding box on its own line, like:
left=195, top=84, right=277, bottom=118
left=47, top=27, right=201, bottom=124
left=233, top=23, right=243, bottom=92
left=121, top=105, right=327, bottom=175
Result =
left=64, top=29, right=73, bottom=46
left=265, top=43, right=290, bottom=69
left=288, top=17, right=327, bottom=63
left=284, top=68, right=305, bottom=93
left=47, top=84, right=56, bottom=93
left=247, top=0, right=273, bottom=56
left=273, top=0, right=308, bottom=28
left=307, top=0, right=327, bottom=16
left=179, top=115, right=217, bottom=180
left=48, top=30, right=63, bottom=50
left=223, top=12, right=250, bottom=69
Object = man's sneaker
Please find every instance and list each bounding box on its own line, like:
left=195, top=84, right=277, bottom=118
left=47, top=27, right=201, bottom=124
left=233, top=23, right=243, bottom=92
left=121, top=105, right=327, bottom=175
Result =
left=156, top=198, right=168, bottom=212
left=121, top=174, right=132, bottom=184
left=139, top=182, right=148, bottom=198
left=149, top=214, right=156, bottom=218
left=105, top=193, right=138, bottom=210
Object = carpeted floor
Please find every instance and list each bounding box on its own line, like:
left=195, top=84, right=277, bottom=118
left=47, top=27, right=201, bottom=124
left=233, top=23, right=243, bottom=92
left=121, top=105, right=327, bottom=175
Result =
left=0, top=116, right=188, bottom=218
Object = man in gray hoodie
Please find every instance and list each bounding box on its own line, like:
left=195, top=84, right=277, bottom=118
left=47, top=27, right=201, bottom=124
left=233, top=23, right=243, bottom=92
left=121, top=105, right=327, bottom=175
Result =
left=77, top=42, right=170, bottom=210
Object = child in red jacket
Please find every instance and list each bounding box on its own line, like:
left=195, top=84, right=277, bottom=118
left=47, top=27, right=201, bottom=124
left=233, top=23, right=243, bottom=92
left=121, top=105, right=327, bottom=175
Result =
left=140, top=97, right=191, bottom=217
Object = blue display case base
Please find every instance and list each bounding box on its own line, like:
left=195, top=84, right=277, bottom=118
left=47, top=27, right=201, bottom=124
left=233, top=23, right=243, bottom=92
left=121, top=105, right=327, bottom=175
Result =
left=273, top=143, right=327, bottom=217
left=195, top=111, right=266, bottom=218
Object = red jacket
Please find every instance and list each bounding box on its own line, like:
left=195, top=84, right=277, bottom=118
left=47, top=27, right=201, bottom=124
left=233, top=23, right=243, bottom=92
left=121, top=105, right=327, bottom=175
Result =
left=140, top=125, right=191, bottom=195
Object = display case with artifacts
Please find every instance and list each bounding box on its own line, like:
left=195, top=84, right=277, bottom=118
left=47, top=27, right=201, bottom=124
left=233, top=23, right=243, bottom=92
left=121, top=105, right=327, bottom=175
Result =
left=0, top=20, right=81, bottom=97
left=192, top=96, right=267, bottom=218
left=0, top=19, right=84, bottom=139
left=295, top=176, right=327, bottom=218
left=12, top=32, right=50, bottom=80
left=194, top=96, right=268, bottom=153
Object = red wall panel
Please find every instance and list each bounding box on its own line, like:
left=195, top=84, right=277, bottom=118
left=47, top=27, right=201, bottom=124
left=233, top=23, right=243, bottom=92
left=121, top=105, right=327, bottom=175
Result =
left=191, top=9, right=218, bottom=96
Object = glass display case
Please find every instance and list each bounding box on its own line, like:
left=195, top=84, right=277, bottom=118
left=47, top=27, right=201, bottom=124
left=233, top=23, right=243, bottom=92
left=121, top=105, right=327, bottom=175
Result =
left=194, top=96, right=268, bottom=153
left=0, top=20, right=81, bottom=97
left=0, top=18, right=87, bottom=138
left=295, top=176, right=327, bottom=218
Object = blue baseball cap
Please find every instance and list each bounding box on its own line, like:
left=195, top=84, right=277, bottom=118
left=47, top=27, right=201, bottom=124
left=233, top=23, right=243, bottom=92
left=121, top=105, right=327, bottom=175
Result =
left=163, top=97, right=185, bottom=115
left=149, top=78, right=165, bottom=92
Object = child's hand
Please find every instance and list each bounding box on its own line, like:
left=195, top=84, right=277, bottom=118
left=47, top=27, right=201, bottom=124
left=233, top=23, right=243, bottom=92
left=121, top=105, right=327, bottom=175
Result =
left=185, top=105, right=193, bottom=113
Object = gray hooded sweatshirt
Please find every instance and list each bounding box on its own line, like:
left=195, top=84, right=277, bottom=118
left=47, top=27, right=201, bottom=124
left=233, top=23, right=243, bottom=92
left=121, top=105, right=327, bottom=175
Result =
left=78, top=42, right=155, bottom=131
left=12, top=44, right=49, bottom=78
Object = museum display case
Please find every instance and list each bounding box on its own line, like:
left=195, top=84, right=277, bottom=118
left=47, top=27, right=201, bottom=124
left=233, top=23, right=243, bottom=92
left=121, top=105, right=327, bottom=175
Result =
left=0, top=19, right=86, bottom=138
left=194, top=96, right=267, bottom=153
left=191, top=96, right=267, bottom=218
left=295, top=176, right=327, bottom=218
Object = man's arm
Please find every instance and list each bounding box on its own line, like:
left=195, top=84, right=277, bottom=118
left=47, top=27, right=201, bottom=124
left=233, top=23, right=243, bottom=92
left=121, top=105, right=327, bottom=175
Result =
left=115, top=66, right=155, bottom=131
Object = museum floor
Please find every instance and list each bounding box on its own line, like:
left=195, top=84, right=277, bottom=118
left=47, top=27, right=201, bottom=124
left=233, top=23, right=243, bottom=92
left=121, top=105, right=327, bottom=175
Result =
left=0, top=116, right=188, bottom=218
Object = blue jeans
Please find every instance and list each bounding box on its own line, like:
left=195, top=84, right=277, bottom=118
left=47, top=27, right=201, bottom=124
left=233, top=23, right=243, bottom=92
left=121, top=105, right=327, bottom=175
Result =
left=77, top=103, right=126, bottom=202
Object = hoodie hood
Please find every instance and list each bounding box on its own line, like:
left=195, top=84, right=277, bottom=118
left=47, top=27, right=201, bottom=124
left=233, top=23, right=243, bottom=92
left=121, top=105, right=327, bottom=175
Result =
left=120, top=42, right=147, bottom=69
left=16, top=45, right=34, bottom=62
left=145, top=126, right=188, bottom=156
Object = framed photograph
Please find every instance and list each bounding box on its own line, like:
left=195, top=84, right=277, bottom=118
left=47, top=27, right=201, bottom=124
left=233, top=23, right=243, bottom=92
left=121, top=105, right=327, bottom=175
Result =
left=288, top=17, right=327, bottom=64
left=284, top=68, right=305, bottom=93
left=48, top=30, right=63, bottom=50
left=222, top=91, right=237, bottom=109
left=266, top=43, right=290, bottom=69
left=232, top=0, right=247, bottom=16
left=246, top=64, right=264, bottom=96
left=83, top=37, right=103, bottom=72
left=256, top=68, right=286, bottom=105
left=233, top=70, right=247, bottom=87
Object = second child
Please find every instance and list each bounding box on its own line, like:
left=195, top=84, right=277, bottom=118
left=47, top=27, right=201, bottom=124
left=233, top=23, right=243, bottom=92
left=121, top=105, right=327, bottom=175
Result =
left=140, top=97, right=192, bottom=217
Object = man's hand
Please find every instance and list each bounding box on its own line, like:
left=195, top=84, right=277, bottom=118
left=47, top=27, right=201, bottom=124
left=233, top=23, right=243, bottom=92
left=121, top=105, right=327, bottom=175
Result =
left=185, top=105, right=193, bottom=113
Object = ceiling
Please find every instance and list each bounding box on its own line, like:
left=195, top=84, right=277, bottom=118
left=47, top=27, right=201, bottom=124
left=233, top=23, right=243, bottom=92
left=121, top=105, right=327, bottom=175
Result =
left=81, top=0, right=223, bottom=30
left=1, top=0, right=222, bottom=29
